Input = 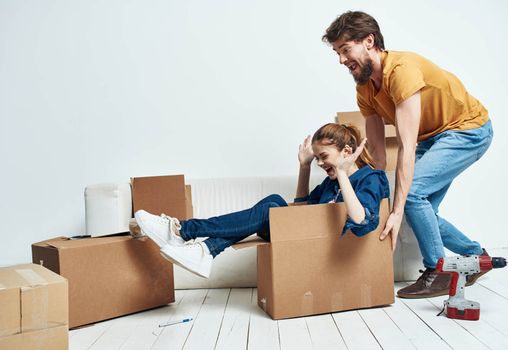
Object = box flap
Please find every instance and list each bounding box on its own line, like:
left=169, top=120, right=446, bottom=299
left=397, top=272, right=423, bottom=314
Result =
left=336, top=111, right=397, bottom=138
left=0, top=264, right=65, bottom=289
left=232, top=236, right=269, bottom=250
left=31, top=236, right=68, bottom=248
left=185, top=185, right=193, bottom=218
left=41, top=235, right=132, bottom=249
left=336, top=111, right=398, bottom=171
left=131, top=174, right=189, bottom=219
left=269, top=203, right=348, bottom=242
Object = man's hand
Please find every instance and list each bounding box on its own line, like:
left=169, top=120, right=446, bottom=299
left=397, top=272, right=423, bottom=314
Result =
left=298, top=135, right=314, bottom=166
left=380, top=211, right=403, bottom=251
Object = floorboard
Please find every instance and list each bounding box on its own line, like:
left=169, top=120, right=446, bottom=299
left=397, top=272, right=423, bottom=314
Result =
left=69, top=247, right=508, bottom=350
left=246, top=289, right=279, bottom=350
left=215, top=288, right=252, bottom=350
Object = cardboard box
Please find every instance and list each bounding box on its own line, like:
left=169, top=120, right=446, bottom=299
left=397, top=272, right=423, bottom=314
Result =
left=32, top=235, right=174, bottom=328
left=131, top=174, right=193, bottom=220
left=0, top=263, right=68, bottom=349
left=336, top=111, right=398, bottom=171
left=0, top=325, right=68, bottom=350
left=235, top=198, right=394, bottom=319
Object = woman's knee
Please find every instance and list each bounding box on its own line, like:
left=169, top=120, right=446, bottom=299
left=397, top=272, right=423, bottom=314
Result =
left=264, top=194, right=287, bottom=207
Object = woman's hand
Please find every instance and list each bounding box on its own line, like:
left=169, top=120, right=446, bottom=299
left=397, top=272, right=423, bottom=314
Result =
left=334, top=138, right=367, bottom=173
left=298, top=135, right=314, bottom=166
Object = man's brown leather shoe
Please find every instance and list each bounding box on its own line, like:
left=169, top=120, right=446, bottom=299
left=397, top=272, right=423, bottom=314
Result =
left=465, top=249, right=490, bottom=287
left=397, top=268, right=451, bottom=299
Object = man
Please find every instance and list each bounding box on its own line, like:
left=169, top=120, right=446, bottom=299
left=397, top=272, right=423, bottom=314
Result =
left=322, top=11, right=493, bottom=298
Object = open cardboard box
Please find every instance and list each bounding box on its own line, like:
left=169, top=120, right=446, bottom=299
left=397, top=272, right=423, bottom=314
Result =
left=336, top=111, right=398, bottom=171
left=234, top=198, right=394, bottom=319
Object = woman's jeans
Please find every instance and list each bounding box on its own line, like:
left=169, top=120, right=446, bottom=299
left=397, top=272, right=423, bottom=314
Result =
left=404, top=120, right=493, bottom=268
left=179, top=194, right=288, bottom=257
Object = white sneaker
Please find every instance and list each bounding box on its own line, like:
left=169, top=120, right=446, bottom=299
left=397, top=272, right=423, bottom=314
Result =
left=160, top=242, right=213, bottom=278
left=133, top=210, right=185, bottom=247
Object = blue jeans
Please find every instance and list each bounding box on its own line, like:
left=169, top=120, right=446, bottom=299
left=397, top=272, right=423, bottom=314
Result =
left=404, top=120, right=493, bottom=268
left=179, top=194, right=288, bottom=257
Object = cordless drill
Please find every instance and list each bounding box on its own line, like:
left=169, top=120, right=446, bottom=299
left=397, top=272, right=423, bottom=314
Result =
left=435, top=254, right=506, bottom=321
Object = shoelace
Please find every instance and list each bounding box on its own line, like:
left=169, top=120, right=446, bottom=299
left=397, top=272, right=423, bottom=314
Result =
left=416, top=268, right=449, bottom=317
left=156, top=214, right=170, bottom=224
left=417, top=269, right=436, bottom=284
left=183, top=243, right=201, bottom=249
left=161, top=214, right=182, bottom=229
left=160, top=213, right=194, bottom=244
left=181, top=242, right=207, bottom=259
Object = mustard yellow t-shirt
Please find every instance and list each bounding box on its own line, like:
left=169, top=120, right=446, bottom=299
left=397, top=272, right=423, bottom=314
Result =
left=356, top=51, right=489, bottom=141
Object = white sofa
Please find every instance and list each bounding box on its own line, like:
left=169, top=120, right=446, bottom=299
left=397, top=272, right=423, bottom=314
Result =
left=84, top=172, right=423, bottom=288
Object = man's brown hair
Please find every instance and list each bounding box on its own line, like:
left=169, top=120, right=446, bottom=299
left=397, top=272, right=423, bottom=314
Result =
left=322, top=11, right=385, bottom=50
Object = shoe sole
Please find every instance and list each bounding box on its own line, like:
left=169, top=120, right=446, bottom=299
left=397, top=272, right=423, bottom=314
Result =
left=397, top=289, right=450, bottom=299
left=160, top=249, right=210, bottom=279
left=466, top=250, right=490, bottom=286
left=398, top=274, right=485, bottom=298
left=465, top=271, right=486, bottom=287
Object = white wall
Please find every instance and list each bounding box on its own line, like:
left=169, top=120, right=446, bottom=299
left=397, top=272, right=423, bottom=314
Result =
left=1, top=0, right=507, bottom=266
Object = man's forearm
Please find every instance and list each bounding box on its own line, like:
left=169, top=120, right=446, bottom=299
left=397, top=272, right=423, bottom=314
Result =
left=392, top=91, right=421, bottom=215
left=393, top=145, right=416, bottom=215
left=365, top=114, right=387, bottom=170
left=372, top=146, right=387, bottom=170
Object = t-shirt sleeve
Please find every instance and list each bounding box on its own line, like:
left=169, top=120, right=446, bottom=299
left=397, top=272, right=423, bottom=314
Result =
left=342, top=172, right=389, bottom=236
left=356, top=88, right=377, bottom=117
left=387, top=63, right=425, bottom=105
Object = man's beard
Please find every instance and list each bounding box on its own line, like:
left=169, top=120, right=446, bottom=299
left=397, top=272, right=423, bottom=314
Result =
left=352, top=58, right=373, bottom=85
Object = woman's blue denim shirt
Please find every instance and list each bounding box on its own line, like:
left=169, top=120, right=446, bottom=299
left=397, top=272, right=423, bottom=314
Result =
left=294, top=165, right=390, bottom=236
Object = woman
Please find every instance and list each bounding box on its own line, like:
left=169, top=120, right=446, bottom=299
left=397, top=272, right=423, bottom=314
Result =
left=132, top=123, right=389, bottom=278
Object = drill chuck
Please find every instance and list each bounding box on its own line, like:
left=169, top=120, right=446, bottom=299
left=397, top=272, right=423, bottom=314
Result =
left=492, top=257, right=507, bottom=269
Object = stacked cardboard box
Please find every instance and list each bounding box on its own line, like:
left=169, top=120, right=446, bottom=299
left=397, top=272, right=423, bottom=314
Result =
left=0, top=263, right=68, bottom=349
left=31, top=174, right=193, bottom=328
left=336, top=111, right=398, bottom=171
left=235, top=199, right=394, bottom=319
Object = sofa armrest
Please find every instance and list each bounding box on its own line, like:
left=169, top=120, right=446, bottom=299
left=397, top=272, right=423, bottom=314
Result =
left=84, top=183, right=132, bottom=237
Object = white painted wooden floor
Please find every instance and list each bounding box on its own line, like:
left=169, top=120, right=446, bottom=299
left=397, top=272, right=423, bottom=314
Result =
left=70, top=248, right=508, bottom=350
